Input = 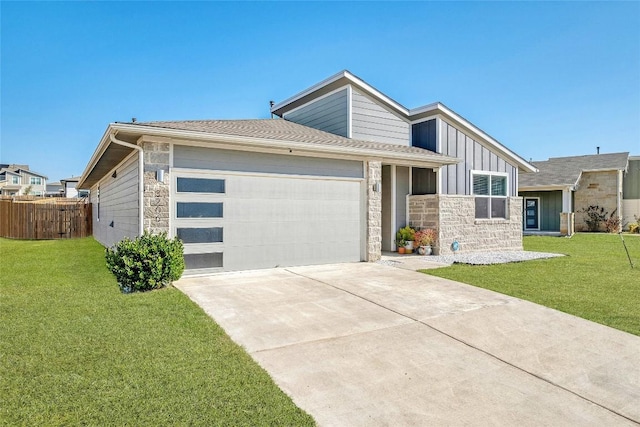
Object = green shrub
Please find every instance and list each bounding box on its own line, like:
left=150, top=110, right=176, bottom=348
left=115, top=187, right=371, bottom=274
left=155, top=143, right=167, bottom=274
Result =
left=105, top=232, right=185, bottom=293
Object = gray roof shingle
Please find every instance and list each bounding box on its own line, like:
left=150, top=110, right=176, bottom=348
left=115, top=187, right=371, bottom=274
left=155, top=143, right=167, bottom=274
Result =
left=131, top=118, right=456, bottom=160
left=520, top=152, right=629, bottom=188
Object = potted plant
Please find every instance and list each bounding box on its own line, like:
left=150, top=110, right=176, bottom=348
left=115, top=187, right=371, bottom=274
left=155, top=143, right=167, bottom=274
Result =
left=414, top=228, right=437, bottom=255
left=396, top=226, right=416, bottom=254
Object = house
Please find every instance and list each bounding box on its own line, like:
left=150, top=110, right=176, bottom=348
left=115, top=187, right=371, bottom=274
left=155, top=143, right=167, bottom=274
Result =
left=46, top=181, right=64, bottom=197
left=518, top=152, right=634, bottom=234
left=60, top=177, right=81, bottom=198
left=78, top=70, right=536, bottom=274
left=623, top=156, right=640, bottom=229
left=0, top=164, right=47, bottom=196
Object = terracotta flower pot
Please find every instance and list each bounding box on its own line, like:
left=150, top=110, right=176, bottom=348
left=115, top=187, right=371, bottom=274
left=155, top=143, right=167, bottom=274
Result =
left=398, top=247, right=406, bottom=254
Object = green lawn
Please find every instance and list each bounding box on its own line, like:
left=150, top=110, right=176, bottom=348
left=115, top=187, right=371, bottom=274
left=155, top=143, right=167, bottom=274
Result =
left=0, top=238, right=314, bottom=426
left=424, top=233, right=640, bottom=336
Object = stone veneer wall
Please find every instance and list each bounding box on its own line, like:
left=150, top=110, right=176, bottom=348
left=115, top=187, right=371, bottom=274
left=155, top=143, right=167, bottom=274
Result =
left=367, top=161, right=382, bottom=261
left=408, top=195, right=523, bottom=255
left=559, top=212, right=575, bottom=236
left=142, top=141, right=170, bottom=234
left=574, top=170, right=621, bottom=232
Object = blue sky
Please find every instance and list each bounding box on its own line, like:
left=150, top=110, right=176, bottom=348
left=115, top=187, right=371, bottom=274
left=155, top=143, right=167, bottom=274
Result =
left=2, top=1, right=639, bottom=182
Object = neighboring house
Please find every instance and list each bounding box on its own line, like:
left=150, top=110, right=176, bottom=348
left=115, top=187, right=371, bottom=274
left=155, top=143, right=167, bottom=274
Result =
left=518, top=152, right=632, bottom=234
left=78, top=70, right=535, bottom=274
left=60, top=177, right=80, bottom=198
left=622, top=156, right=640, bottom=228
left=0, top=164, right=47, bottom=196
left=46, top=181, right=64, bottom=197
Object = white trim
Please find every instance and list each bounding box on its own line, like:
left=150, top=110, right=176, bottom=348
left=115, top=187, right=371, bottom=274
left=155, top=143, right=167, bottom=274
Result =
left=391, top=165, right=397, bottom=251
left=169, top=143, right=174, bottom=238
left=562, top=188, right=573, bottom=213
left=470, top=170, right=509, bottom=219
left=347, top=85, right=353, bottom=138
left=523, top=197, right=541, bottom=231
left=281, top=85, right=349, bottom=117
left=519, top=185, right=574, bottom=192
left=410, top=114, right=440, bottom=126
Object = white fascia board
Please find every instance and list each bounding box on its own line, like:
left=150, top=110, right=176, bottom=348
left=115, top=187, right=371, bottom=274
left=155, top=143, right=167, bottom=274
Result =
left=422, top=103, right=537, bottom=174
left=581, top=167, right=628, bottom=173
left=272, top=70, right=411, bottom=117
left=281, top=85, right=350, bottom=117
left=271, top=70, right=349, bottom=113
left=518, top=185, right=573, bottom=192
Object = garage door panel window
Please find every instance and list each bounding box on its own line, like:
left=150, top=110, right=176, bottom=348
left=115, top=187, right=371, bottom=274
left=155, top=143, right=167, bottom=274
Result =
left=472, top=172, right=508, bottom=219
left=177, top=227, right=223, bottom=244
left=177, top=202, right=223, bottom=218
left=184, top=252, right=223, bottom=269
left=177, top=177, right=225, bottom=193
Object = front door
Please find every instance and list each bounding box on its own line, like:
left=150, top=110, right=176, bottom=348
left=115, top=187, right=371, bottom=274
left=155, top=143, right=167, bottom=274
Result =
left=524, top=198, right=540, bottom=230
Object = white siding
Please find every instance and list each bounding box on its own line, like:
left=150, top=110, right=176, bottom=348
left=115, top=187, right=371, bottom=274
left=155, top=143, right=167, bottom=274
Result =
left=92, top=154, right=139, bottom=248
left=351, top=90, right=410, bottom=146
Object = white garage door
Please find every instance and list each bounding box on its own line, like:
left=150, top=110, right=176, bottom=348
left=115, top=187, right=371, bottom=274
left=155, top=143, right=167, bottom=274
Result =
left=173, top=171, right=363, bottom=273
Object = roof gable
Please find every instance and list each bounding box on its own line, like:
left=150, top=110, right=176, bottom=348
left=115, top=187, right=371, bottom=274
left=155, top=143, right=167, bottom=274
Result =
left=271, top=70, right=536, bottom=173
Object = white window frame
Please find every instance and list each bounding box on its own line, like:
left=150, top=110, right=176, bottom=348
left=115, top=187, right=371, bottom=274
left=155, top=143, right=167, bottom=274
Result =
left=29, top=176, right=42, bottom=185
left=11, top=176, right=20, bottom=184
left=471, top=170, right=509, bottom=219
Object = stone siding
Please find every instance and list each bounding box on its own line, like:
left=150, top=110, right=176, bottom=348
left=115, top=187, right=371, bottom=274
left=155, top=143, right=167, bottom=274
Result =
left=366, top=161, right=382, bottom=261
left=408, top=195, right=523, bottom=255
left=574, top=171, right=621, bottom=232
left=142, top=141, right=170, bottom=234
left=560, top=212, right=575, bottom=236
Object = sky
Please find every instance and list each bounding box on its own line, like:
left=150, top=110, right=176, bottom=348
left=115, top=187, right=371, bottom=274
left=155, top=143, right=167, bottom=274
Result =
left=1, top=1, right=639, bottom=182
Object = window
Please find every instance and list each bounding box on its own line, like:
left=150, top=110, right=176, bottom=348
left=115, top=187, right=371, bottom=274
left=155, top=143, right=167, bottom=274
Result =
left=472, top=172, right=508, bottom=219
left=30, top=177, right=42, bottom=185
left=184, top=252, right=223, bottom=269
left=177, top=178, right=225, bottom=193
left=11, top=176, right=19, bottom=184
left=176, top=202, right=223, bottom=218
left=177, top=227, right=223, bottom=243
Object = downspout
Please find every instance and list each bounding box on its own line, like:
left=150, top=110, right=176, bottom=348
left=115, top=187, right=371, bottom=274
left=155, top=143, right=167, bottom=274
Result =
left=109, top=132, right=145, bottom=236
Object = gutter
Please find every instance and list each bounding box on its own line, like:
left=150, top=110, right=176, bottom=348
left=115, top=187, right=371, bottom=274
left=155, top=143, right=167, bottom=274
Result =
left=109, top=132, right=145, bottom=236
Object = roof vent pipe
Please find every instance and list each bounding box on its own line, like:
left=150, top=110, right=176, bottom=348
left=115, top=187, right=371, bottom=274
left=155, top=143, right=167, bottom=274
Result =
left=270, top=101, right=274, bottom=119
left=597, top=146, right=600, bottom=154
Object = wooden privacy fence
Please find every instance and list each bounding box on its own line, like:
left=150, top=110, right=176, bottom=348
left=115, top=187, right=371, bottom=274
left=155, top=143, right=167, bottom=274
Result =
left=0, top=198, right=92, bottom=239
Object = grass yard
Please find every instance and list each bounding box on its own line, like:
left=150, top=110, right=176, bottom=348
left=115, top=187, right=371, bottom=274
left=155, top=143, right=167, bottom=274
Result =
left=424, top=233, right=640, bottom=336
left=0, top=238, right=314, bottom=426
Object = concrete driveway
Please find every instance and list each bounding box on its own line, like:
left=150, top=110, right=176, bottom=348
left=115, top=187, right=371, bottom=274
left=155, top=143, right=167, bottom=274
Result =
left=175, top=263, right=640, bottom=426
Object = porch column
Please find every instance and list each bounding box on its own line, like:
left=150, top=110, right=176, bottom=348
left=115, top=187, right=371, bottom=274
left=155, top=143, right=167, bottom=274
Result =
left=560, top=187, right=574, bottom=236
left=562, top=188, right=572, bottom=212
left=366, top=160, right=382, bottom=261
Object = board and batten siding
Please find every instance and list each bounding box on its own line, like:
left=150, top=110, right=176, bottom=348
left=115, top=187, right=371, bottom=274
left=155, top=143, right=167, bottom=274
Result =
left=440, top=120, right=518, bottom=196
left=92, top=153, right=139, bottom=248
left=283, top=88, right=348, bottom=137
left=351, top=90, right=410, bottom=146
left=173, top=146, right=364, bottom=179
left=519, top=191, right=562, bottom=231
